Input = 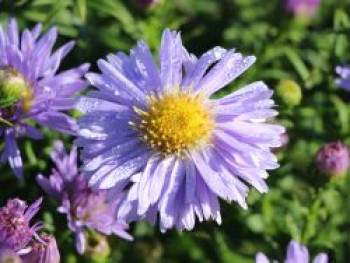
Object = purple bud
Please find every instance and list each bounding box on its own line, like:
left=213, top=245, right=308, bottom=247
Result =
left=0, top=248, right=22, bottom=263
left=285, top=0, right=321, bottom=17
left=315, top=141, right=350, bottom=177
left=21, top=234, right=60, bottom=263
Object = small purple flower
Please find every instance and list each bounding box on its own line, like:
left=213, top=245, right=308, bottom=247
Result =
left=285, top=0, right=321, bottom=17
left=21, top=234, right=60, bottom=263
left=0, top=248, right=22, bottom=263
left=0, top=18, right=89, bottom=178
left=256, top=240, right=328, bottom=263
left=76, top=29, right=284, bottom=231
left=336, top=65, right=350, bottom=91
left=37, top=141, right=132, bottom=254
left=0, top=198, right=43, bottom=253
left=315, top=141, right=349, bottom=177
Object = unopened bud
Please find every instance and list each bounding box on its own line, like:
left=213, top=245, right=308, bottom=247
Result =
left=276, top=79, right=302, bottom=108
left=315, top=141, right=349, bottom=178
left=285, top=0, right=321, bottom=18
left=21, top=234, right=60, bottom=263
left=85, top=232, right=110, bottom=263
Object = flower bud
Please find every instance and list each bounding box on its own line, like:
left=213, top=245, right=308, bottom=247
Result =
left=285, top=0, right=321, bottom=18
left=0, top=68, right=28, bottom=109
left=315, top=141, right=349, bottom=177
left=0, top=248, right=22, bottom=263
left=21, top=234, right=60, bottom=263
left=85, top=232, right=110, bottom=263
left=276, top=79, right=302, bottom=108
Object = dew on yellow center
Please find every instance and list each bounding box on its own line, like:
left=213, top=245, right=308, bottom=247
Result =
left=132, top=91, right=214, bottom=156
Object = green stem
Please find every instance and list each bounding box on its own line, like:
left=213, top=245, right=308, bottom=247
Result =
left=0, top=117, right=13, bottom=127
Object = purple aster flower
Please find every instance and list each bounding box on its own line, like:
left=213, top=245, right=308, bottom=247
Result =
left=0, top=198, right=43, bottom=252
left=76, top=29, right=284, bottom=231
left=256, top=240, right=328, bottom=263
left=21, top=234, right=60, bottom=263
left=336, top=65, right=350, bottom=91
left=0, top=248, right=22, bottom=263
left=315, top=141, right=349, bottom=177
left=0, top=18, right=89, bottom=178
left=285, top=0, right=321, bottom=17
left=37, top=141, right=132, bottom=254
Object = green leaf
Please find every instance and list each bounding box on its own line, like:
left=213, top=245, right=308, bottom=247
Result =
left=330, top=95, right=349, bottom=134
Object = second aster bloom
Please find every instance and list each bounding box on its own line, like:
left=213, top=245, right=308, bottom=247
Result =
left=285, top=0, right=321, bottom=17
left=0, top=198, right=43, bottom=252
left=315, top=141, right=349, bottom=177
left=76, top=29, right=285, bottom=231
left=37, top=141, right=132, bottom=254
left=0, top=18, right=89, bottom=178
left=256, top=240, right=328, bottom=263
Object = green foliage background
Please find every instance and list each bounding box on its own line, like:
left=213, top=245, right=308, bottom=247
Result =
left=1, top=0, right=350, bottom=262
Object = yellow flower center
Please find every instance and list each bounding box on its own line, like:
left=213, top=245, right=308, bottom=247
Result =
left=0, top=68, right=34, bottom=126
left=0, top=67, right=33, bottom=113
left=132, top=91, right=214, bottom=156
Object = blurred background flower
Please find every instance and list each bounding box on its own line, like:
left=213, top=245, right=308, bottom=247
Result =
left=37, top=141, right=132, bottom=255
left=285, top=0, right=321, bottom=18
left=256, top=239, right=328, bottom=263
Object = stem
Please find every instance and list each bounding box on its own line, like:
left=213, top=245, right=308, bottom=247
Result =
left=0, top=117, right=13, bottom=127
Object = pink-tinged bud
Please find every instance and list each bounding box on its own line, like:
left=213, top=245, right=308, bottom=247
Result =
left=21, top=234, right=60, bottom=263
left=315, top=141, right=350, bottom=177
left=273, top=133, right=289, bottom=153
left=285, top=0, right=321, bottom=18
left=0, top=248, right=22, bottom=263
left=132, top=0, right=159, bottom=8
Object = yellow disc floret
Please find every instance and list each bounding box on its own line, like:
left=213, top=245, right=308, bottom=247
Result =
left=132, top=91, right=214, bottom=156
